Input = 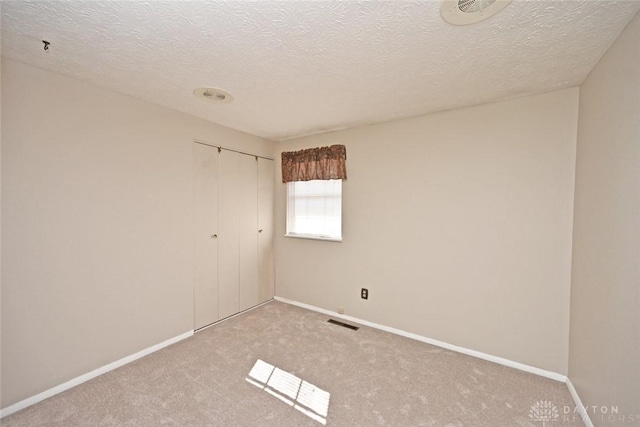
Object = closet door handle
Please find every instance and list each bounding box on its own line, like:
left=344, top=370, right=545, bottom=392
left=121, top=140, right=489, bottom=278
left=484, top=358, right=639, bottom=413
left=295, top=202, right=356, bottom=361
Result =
left=211, top=234, right=218, bottom=239
left=258, top=229, right=263, bottom=233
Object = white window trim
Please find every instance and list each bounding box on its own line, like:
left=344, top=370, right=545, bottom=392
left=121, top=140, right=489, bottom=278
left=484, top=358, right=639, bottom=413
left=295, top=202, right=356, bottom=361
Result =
left=283, top=233, right=343, bottom=243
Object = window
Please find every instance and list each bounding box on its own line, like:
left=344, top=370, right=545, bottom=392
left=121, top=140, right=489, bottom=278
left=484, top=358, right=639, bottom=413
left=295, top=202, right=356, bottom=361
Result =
left=286, top=179, right=342, bottom=241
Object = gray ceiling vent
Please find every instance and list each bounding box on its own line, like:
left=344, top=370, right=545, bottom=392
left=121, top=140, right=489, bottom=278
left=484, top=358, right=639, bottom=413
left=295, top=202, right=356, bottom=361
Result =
left=441, top=0, right=512, bottom=25
left=193, top=87, right=234, bottom=104
left=458, top=0, right=497, bottom=13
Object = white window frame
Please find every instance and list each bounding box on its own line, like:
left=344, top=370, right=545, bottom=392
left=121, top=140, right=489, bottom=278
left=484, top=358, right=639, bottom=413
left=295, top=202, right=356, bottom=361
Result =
left=285, top=179, right=343, bottom=242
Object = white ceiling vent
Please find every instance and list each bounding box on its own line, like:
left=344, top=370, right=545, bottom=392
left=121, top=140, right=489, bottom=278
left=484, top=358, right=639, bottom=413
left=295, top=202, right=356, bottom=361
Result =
left=193, top=87, right=234, bottom=104
left=441, top=0, right=512, bottom=25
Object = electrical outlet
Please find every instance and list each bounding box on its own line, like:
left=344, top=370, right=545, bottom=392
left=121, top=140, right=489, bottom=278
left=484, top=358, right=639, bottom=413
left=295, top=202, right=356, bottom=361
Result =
left=361, top=288, right=368, bottom=300
left=337, top=307, right=344, bottom=314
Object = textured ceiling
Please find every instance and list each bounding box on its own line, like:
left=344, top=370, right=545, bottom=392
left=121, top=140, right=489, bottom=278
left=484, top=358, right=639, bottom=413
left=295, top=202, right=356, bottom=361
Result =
left=2, top=1, right=639, bottom=141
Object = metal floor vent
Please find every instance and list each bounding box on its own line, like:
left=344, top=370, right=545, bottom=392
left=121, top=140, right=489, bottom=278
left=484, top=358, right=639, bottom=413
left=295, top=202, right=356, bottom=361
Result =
left=327, top=319, right=359, bottom=331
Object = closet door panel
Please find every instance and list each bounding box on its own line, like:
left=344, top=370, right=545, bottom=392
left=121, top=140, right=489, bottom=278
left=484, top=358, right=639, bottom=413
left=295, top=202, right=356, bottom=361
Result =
left=218, top=150, right=241, bottom=319
left=258, top=158, right=275, bottom=303
left=239, top=156, right=259, bottom=311
left=193, top=144, right=219, bottom=329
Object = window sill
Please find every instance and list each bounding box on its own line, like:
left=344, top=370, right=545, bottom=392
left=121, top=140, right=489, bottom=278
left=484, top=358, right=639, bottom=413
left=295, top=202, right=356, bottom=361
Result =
left=284, top=234, right=342, bottom=243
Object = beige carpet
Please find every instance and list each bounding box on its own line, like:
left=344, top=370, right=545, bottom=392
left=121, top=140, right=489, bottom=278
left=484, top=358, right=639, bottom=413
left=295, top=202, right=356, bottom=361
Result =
left=2, top=301, right=583, bottom=426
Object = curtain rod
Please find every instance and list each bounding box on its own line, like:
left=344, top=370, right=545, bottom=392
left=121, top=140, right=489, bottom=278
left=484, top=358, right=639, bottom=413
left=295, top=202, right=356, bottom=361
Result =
left=193, top=139, right=274, bottom=161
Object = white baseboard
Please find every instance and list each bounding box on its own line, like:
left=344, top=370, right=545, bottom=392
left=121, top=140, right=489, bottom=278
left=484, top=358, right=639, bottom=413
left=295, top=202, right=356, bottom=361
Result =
left=566, top=378, right=594, bottom=427
left=274, top=296, right=567, bottom=383
left=0, top=330, right=194, bottom=419
left=195, top=299, right=274, bottom=332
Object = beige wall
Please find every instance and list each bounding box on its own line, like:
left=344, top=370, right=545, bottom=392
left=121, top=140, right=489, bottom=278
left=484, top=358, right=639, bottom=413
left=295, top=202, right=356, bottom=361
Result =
left=275, top=89, right=579, bottom=375
left=0, top=58, right=273, bottom=407
left=0, top=11, right=3, bottom=407
left=569, top=11, right=640, bottom=420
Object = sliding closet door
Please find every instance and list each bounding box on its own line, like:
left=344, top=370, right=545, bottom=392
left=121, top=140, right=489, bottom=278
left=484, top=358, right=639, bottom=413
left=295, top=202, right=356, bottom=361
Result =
left=258, top=158, right=275, bottom=303
left=193, top=143, right=219, bottom=329
left=218, top=150, right=241, bottom=319
left=239, top=156, right=259, bottom=311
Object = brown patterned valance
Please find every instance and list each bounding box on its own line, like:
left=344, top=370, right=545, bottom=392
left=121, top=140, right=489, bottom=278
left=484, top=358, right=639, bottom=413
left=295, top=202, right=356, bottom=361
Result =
left=281, top=145, right=347, bottom=183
